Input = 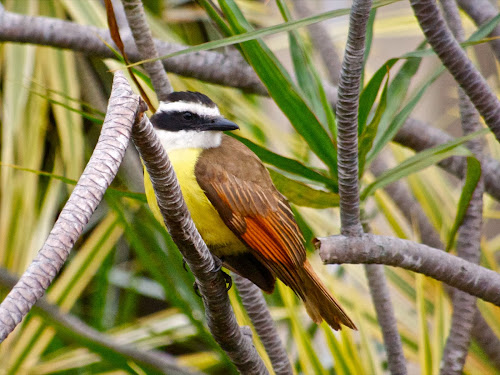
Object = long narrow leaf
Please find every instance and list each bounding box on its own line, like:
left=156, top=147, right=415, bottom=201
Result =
left=366, top=66, right=444, bottom=163
left=229, top=134, right=336, bottom=190
left=218, top=0, right=338, bottom=174
left=361, top=129, right=488, bottom=200
left=127, top=0, right=403, bottom=68
left=269, top=169, right=339, bottom=208
left=445, top=156, right=482, bottom=251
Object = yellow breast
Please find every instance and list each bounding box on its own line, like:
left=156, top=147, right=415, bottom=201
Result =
left=144, top=148, right=246, bottom=255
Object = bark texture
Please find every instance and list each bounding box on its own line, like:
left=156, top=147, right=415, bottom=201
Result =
left=132, top=114, right=269, bottom=375
left=318, top=234, right=500, bottom=307
left=0, top=72, right=139, bottom=342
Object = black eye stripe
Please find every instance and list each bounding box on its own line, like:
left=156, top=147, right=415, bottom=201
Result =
left=151, top=110, right=208, bottom=132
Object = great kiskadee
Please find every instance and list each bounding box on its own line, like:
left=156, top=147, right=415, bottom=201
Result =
left=146, top=91, right=356, bottom=330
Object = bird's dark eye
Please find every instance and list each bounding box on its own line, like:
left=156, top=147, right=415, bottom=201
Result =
left=182, top=112, right=193, bottom=121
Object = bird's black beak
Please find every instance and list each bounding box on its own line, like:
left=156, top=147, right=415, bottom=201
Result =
left=203, top=118, right=239, bottom=131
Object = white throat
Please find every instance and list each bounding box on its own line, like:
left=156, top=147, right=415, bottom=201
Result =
left=156, top=129, right=223, bottom=152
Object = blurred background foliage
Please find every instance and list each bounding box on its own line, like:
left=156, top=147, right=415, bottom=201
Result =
left=0, top=0, right=499, bottom=374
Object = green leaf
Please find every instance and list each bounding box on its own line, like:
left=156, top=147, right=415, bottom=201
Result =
left=218, top=0, right=338, bottom=174
left=358, top=58, right=398, bottom=135
left=361, top=129, right=488, bottom=200
left=277, top=0, right=324, bottom=121
left=269, top=169, right=339, bottom=208
left=229, top=134, right=337, bottom=191
left=359, top=74, right=388, bottom=175
left=416, top=274, right=433, bottom=375
left=445, top=156, right=482, bottom=251
left=277, top=0, right=337, bottom=141
left=399, top=14, right=500, bottom=59
left=0, top=162, right=147, bottom=202
left=361, top=9, right=377, bottom=86
left=127, top=0, right=403, bottom=68
left=366, top=65, right=444, bottom=164
left=30, top=89, right=105, bottom=124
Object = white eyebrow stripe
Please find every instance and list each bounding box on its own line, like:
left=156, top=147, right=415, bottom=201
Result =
left=157, top=101, right=221, bottom=117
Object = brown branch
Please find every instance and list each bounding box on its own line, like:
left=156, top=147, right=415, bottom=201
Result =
left=131, top=114, right=268, bottom=375
left=0, top=267, right=197, bottom=375
left=121, top=0, right=173, bottom=101
left=440, top=1, right=484, bottom=373
left=0, top=5, right=266, bottom=95
left=336, top=0, right=369, bottom=236
left=456, top=0, right=500, bottom=63
left=410, top=0, right=500, bottom=144
left=233, top=275, right=292, bottom=375
left=0, top=71, right=139, bottom=342
left=371, top=157, right=500, bottom=372
left=317, top=234, right=500, bottom=307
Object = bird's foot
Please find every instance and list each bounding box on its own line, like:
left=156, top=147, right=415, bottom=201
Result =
left=192, top=270, right=233, bottom=297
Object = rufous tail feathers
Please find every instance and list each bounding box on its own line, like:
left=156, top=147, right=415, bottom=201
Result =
left=300, top=260, right=357, bottom=330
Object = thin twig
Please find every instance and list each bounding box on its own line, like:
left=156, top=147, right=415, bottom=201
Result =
left=317, top=234, right=500, bottom=307
left=121, top=0, right=173, bottom=100
left=0, top=71, right=139, bottom=342
left=410, top=0, right=500, bottom=143
left=0, top=267, right=198, bottom=375
left=131, top=114, right=269, bottom=375
left=233, top=275, right=293, bottom=375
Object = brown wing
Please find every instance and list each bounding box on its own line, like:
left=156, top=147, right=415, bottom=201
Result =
left=195, top=136, right=307, bottom=297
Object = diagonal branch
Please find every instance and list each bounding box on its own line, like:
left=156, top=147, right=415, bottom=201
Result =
left=0, top=5, right=266, bottom=95
left=0, top=267, right=198, bottom=375
left=121, top=0, right=173, bottom=100
left=131, top=113, right=269, bottom=375
left=318, top=234, right=500, bottom=307
left=233, top=275, right=292, bottom=375
left=0, top=71, right=139, bottom=342
left=456, top=0, right=500, bottom=63
left=410, top=0, right=500, bottom=144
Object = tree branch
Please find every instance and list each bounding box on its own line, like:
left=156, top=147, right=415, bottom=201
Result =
left=0, top=5, right=266, bottom=95
left=121, top=0, right=173, bottom=100
left=336, top=1, right=406, bottom=372
left=336, top=0, right=368, bottom=236
left=0, top=267, right=197, bottom=375
left=317, top=234, right=500, bottom=307
left=440, top=1, right=484, bottom=372
left=410, top=0, right=500, bottom=143
left=0, top=71, right=139, bottom=342
left=233, top=275, right=292, bottom=375
left=456, top=0, right=500, bottom=63
left=131, top=113, right=268, bottom=375
left=372, top=157, right=500, bottom=372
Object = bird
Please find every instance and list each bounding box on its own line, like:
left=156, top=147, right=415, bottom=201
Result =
left=145, top=91, right=356, bottom=330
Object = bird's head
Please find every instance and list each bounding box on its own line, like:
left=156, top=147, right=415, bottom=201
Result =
left=150, top=91, right=239, bottom=151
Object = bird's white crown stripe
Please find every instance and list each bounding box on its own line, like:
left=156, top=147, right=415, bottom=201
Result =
left=158, top=101, right=220, bottom=118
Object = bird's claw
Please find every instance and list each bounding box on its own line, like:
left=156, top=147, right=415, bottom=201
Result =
left=192, top=270, right=233, bottom=297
